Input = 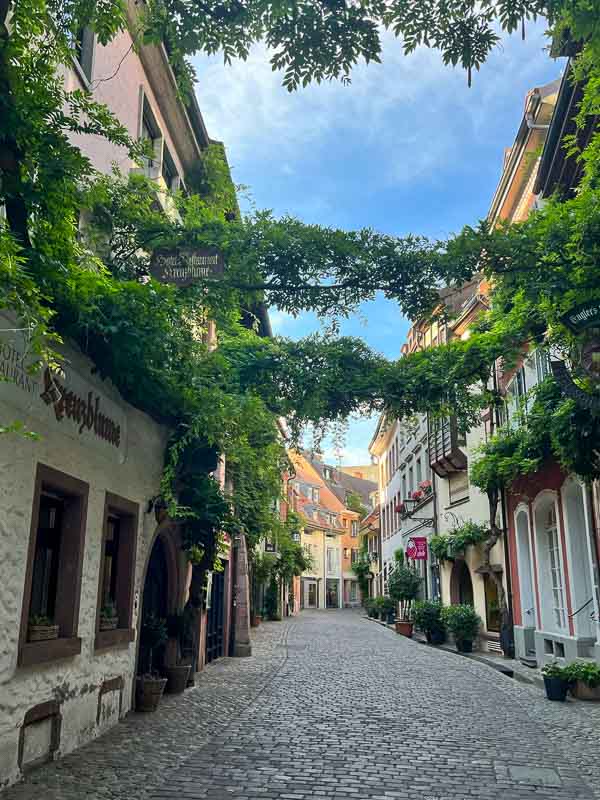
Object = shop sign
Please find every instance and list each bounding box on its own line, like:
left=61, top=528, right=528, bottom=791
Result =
left=406, top=536, right=428, bottom=560
left=552, top=301, right=600, bottom=411
left=149, top=248, right=224, bottom=286
left=0, top=314, right=127, bottom=463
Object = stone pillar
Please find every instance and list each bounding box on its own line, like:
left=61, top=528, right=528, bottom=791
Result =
left=233, top=533, right=252, bottom=657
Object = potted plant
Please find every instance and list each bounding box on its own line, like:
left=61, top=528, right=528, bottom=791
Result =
left=541, top=661, right=570, bottom=702
left=28, top=614, right=59, bottom=642
left=564, top=660, right=600, bottom=701
left=419, top=479, right=432, bottom=495
left=99, top=602, right=118, bottom=631
left=381, top=596, right=396, bottom=625
left=411, top=489, right=423, bottom=502
left=387, top=550, right=422, bottom=637
left=164, top=612, right=191, bottom=694
left=413, top=600, right=446, bottom=644
left=364, top=598, right=376, bottom=618
left=371, top=596, right=382, bottom=620
left=136, top=615, right=168, bottom=711
left=441, top=604, right=481, bottom=652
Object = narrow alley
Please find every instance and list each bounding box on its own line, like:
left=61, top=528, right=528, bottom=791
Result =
left=4, top=611, right=599, bottom=800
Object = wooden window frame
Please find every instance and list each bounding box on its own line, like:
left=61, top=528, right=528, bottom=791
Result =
left=95, top=492, right=139, bottom=652
left=19, top=464, right=89, bottom=667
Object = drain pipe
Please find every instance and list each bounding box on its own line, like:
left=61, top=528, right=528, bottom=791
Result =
left=493, top=362, right=515, bottom=658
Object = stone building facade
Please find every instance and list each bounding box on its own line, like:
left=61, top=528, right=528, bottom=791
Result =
left=0, top=5, right=237, bottom=787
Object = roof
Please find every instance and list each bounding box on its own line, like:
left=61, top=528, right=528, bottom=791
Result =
left=360, top=504, right=380, bottom=533
left=488, top=78, right=560, bottom=224
left=303, top=452, right=377, bottom=510
left=288, top=450, right=358, bottom=531
left=534, top=60, right=597, bottom=198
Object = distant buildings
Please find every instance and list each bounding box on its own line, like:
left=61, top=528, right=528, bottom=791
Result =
left=369, top=74, right=600, bottom=668
left=287, top=451, right=376, bottom=608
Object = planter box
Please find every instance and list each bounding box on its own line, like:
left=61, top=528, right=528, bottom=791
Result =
left=99, top=617, right=118, bottom=631
left=165, top=664, right=191, bottom=694
left=395, top=620, right=413, bottom=638
left=135, top=676, right=167, bottom=712
left=28, top=624, right=59, bottom=642
left=571, top=680, right=600, bottom=701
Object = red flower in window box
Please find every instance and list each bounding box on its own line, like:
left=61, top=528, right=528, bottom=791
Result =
left=418, top=480, right=432, bottom=494
left=411, top=490, right=423, bottom=501
left=395, top=502, right=406, bottom=515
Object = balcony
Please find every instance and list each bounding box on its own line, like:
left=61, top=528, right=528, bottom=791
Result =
left=427, top=415, right=467, bottom=478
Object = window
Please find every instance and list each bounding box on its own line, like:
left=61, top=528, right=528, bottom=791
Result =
left=402, top=474, right=407, bottom=502
left=351, top=520, right=358, bottom=537
left=312, top=487, right=320, bottom=504
left=409, top=466, right=414, bottom=495
left=304, top=543, right=312, bottom=556
left=72, top=27, right=95, bottom=83
left=96, top=493, right=138, bottom=650
left=326, top=547, right=339, bottom=574
left=20, top=465, right=89, bottom=666
left=160, top=151, right=181, bottom=193
left=416, top=458, right=422, bottom=486
left=535, top=349, right=551, bottom=383
left=349, top=582, right=358, bottom=602
left=546, top=507, right=566, bottom=629
left=448, top=470, right=469, bottom=504
left=140, top=96, right=163, bottom=176
left=323, top=467, right=331, bottom=480
left=351, top=548, right=359, bottom=565
left=344, top=548, right=351, bottom=560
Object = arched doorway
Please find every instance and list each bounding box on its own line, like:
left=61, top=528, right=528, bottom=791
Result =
left=450, top=559, right=474, bottom=606
left=137, top=531, right=180, bottom=677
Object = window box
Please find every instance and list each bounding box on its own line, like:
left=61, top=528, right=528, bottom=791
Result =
left=27, top=623, right=59, bottom=643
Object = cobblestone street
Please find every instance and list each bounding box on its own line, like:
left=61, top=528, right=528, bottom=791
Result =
left=4, top=610, right=600, bottom=800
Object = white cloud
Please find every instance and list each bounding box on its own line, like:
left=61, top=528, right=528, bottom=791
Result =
left=193, top=22, right=557, bottom=193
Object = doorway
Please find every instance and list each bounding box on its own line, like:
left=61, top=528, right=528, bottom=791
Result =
left=303, top=579, right=318, bottom=609
left=138, top=536, right=169, bottom=675
left=206, top=570, right=225, bottom=663
left=450, top=560, right=474, bottom=606
left=326, top=579, right=339, bottom=608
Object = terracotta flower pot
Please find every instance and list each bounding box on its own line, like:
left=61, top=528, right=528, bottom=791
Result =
left=28, top=624, right=59, bottom=642
left=395, top=620, right=414, bottom=637
left=165, top=664, right=191, bottom=694
left=571, top=680, right=600, bottom=701
left=136, top=676, right=167, bottom=712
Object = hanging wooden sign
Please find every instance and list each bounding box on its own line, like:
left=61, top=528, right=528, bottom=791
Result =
left=149, top=248, right=224, bottom=286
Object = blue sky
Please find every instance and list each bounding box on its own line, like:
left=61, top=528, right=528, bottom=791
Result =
left=192, top=24, right=562, bottom=465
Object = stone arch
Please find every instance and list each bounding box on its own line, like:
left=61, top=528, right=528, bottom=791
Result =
left=450, top=559, right=474, bottom=606
left=133, top=521, right=186, bottom=691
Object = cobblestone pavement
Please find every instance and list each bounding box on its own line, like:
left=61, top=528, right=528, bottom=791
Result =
left=4, top=610, right=600, bottom=800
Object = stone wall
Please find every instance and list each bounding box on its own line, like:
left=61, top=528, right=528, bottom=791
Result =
left=0, top=333, right=169, bottom=788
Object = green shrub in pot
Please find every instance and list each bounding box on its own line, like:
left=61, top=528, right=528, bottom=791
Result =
left=441, top=604, right=481, bottom=652
left=413, top=600, right=446, bottom=644
left=541, top=661, right=570, bottom=702
left=564, top=660, right=600, bottom=700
